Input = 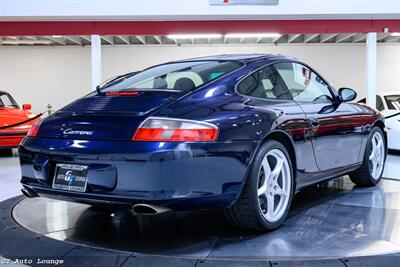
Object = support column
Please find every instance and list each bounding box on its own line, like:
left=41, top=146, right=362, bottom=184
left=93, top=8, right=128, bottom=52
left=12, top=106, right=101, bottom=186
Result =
left=366, top=32, right=377, bottom=109
left=91, top=34, right=102, bottom=91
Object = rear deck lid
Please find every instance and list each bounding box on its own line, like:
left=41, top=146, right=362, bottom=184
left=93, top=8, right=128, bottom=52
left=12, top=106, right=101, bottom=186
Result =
left=39, top=91, right=183, bottom=140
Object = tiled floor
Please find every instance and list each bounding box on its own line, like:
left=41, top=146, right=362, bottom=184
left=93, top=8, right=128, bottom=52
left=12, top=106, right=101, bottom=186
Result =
left=1, top=153, right=400, bottom=202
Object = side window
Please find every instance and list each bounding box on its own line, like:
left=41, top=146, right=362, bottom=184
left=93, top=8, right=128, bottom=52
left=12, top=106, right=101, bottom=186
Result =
left=0, top=94, right=14, bottom=107
left=275, top=62, right=333, bottom=103
left=376, top=96, right=384, bottom=111
left=237, top=65, right=291, bottom=100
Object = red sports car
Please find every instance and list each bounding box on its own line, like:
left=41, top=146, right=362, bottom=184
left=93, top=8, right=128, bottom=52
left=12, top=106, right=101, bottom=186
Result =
left=0, top=90, right=41, bottom=151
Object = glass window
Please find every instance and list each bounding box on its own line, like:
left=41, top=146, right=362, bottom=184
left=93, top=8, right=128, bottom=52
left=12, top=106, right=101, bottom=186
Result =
left=385, top=95, right=400, bottom=110
left=0, top=93, right=17, bottom=108
left=237, top=65, right=292, bottom=100
left=101, top=61, right=243, bottom=92
left=376, top=96, right=384, bottom=111
left=274, top=62, right=333, bottom=103
left=358, top=98, right=366, bottom=104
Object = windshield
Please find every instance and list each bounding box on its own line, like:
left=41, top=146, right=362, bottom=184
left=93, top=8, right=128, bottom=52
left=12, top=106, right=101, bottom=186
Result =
left=101, top=61, right=243, bottom=92
left=0, top=92, right=19, bottom=108
left=385, top=95, right=400, bottom=110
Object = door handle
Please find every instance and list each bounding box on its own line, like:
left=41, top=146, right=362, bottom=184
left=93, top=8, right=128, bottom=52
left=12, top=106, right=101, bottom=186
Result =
left=308, top=117, right=320, bottom=128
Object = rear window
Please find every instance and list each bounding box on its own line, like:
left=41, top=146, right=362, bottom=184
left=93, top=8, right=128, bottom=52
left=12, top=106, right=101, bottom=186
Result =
left=385, top=95, right=400, bottom=110
left=101, top=61, right=243, bottom=93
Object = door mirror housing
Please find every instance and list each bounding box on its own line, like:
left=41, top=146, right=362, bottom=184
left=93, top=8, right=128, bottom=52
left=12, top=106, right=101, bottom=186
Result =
left=22, top=104, right=32, bottom=110
left=338, top=88, right=357, bottom=102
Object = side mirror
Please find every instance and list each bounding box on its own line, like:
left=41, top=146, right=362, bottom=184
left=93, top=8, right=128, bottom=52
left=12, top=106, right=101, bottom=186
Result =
left=338, top=88, right=357, bottom=102
left=22, top=104, right=32, bottom=110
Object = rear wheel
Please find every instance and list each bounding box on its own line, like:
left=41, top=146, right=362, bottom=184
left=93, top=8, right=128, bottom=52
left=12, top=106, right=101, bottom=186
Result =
left=350, top=127, right=386, bottom=186
left=225, top=140, right=294, bottom=231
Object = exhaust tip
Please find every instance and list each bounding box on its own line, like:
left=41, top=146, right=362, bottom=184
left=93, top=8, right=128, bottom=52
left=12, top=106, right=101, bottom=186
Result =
left=21, top=188, right=38, bottom=198
left=132, top=204, right=169, bottom=215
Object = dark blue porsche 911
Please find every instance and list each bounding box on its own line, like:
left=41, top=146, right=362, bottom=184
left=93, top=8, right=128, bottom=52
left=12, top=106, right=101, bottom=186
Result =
left=19, top=54, right=387, bottom=230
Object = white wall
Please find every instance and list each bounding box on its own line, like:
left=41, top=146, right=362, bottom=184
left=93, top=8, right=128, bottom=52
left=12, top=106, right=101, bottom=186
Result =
left=1, top=44, right=399, bottom=114
left=1, top=0, right=399, bottom=20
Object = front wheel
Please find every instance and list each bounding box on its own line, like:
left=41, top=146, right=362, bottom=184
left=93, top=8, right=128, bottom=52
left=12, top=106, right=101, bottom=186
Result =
left=225, top=140, right=294, bottom=231
left=350, top=127, right=386, bottom=186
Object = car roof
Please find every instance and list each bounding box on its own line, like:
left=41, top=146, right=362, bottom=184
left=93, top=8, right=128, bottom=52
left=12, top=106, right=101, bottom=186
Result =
left=172, top=54, right=298, bottom=63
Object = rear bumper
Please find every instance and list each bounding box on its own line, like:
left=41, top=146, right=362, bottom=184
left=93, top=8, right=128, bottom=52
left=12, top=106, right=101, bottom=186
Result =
left=19, top=137, right=258, bottom=211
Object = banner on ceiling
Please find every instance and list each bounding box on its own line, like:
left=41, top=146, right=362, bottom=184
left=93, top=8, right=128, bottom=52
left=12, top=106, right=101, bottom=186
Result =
left=209, top=0, right=279, bottom=5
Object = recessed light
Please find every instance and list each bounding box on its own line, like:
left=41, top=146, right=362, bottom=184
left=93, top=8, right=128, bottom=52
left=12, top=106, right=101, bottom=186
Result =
left=225, top=33, right=281, bottom=38
left=391, top=32, right=400, bottom=37
left=2, top=40, right=53, bottom=45
left=52, top=35, right=63, bottom=38
left=167, top=34, right=222, bottom=39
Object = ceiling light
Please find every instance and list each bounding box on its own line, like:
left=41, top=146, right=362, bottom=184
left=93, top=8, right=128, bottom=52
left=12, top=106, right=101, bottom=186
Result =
left=2, top=40, right=53, bottom=45
left=52, top=35, right=63, bottom=38
left=391, top=32, right=400, bottom=37
left=225, top=33, right=281, bottom=38
left=167, top=34, right=222, bottom=39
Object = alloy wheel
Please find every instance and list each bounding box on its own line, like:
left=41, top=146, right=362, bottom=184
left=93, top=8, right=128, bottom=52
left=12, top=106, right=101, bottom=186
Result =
left=257, top=149, right=292, bottom=223
left=369, top=132, right=385, bottom=180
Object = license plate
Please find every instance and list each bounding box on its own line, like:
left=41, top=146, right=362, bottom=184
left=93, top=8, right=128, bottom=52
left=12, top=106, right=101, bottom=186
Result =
left=52, top=164, right=88, bottom=192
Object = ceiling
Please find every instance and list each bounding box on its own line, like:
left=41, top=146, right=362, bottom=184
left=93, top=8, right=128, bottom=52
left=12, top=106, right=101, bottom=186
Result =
left=1, top=33, right=400, bottom=46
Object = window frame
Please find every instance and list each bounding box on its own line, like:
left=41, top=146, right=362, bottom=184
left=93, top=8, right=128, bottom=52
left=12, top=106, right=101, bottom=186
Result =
left=234, top=60, right=338, bottom=103
left=273, top=61, right=337, bottom=104
left=0, top=92, right=19, bottom=109
left=234, top=62, right=294, bottom=102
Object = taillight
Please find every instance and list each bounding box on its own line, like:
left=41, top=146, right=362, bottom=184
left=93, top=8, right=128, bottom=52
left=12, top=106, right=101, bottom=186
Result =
left=27, top=121, right=42, bottom=137
left=132, top=117, right=219, bottom=142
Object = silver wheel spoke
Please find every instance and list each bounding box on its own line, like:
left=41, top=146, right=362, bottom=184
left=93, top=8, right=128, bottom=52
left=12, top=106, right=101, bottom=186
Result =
left=271, top=158, right=283, bottom=181
left=261, top=157, right=272, bottom=179
left=258, top=183, right=267, bottom=197
left=266, top=193, right=275, bottom=218
left=369, top=150, right=375, bottom=161
left=376, top=139, right=383, bottom=150
left=273, top=184, right=286, bottom=197
left=372, top=160, right=378, bottom=176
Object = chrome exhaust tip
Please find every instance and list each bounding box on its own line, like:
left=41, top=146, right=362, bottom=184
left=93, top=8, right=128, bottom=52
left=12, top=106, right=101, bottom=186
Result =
left=132, top=204, right=169, bottom=215
left=21, top=187, right=38, bottom=198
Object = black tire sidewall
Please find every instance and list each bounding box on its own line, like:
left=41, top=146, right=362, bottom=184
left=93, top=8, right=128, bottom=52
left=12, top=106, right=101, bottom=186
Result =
left=248, top=140, right=295, bottom=230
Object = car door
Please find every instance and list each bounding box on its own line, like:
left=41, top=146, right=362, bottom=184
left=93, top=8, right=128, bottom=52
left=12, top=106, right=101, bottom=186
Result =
left=274, top=62, right=363, bottom=171
left=236, top=64, right=320, bottom=176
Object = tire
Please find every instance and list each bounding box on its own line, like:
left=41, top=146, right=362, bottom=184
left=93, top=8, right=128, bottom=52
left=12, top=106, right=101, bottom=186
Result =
left=225, top=140, right=295, bottom=231
left=349, top=127, right=386, bottom=187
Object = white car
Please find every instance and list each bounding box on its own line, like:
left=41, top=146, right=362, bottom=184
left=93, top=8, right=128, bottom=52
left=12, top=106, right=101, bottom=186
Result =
left=359, top=92, right=400, bottom=151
